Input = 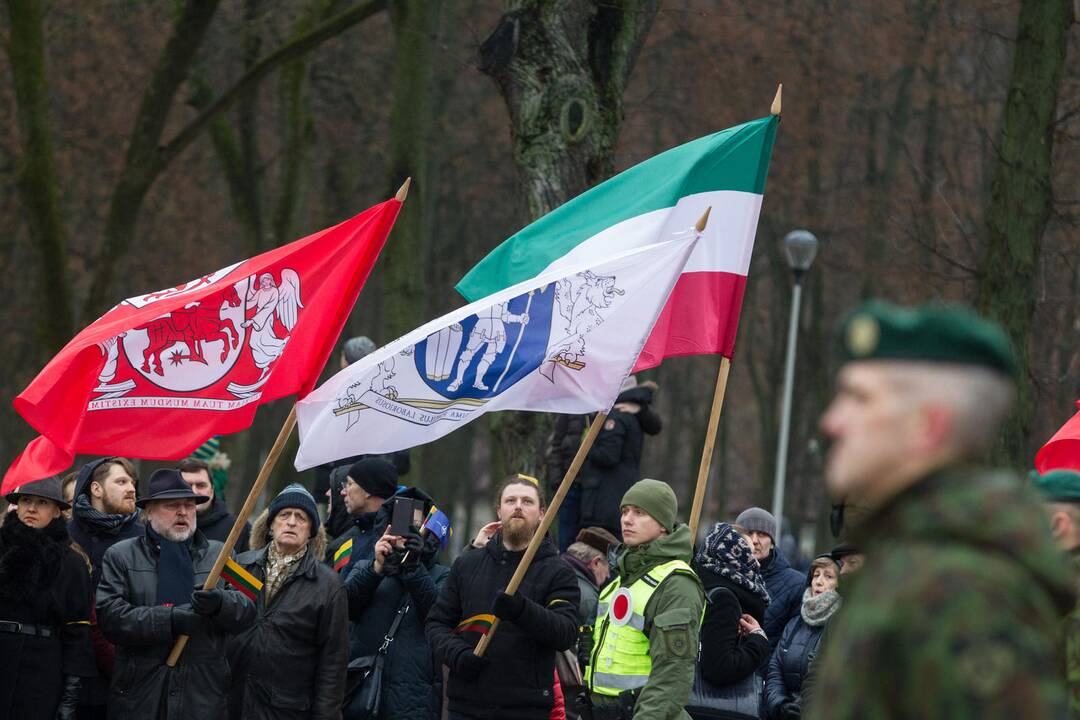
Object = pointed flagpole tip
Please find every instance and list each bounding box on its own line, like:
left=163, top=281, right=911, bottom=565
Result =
left=395, top=177, right=412, bottom=202
left=695, top=206, right=712, bottom=233
left=770, top=83, right=782, bottom=116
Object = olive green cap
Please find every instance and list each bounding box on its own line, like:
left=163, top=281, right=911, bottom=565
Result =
left=838, top=300, right=1016, bottom=376
left=1031, top=469, right=1080, bottom=503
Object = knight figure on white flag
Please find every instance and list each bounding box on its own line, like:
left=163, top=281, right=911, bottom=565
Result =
left=294, top=226, right=702, bottom=470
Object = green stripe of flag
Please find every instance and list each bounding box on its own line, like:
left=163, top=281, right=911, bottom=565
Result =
left=455, top=116, right=778, bottom=302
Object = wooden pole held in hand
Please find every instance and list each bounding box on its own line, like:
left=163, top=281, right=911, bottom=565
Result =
left=166, top=405, right=298, bottom=667
left=474, top=412, right=608, bottom=657
left=688, top=357, right=732, bottom=539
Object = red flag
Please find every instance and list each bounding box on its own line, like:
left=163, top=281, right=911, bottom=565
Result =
left=3, top=197, right=402, bottom=493
left=1036, top=400, right=1080, bottom=473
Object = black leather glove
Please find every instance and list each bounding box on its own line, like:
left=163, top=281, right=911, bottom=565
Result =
left=191, top=588, right=224, bottom=616
left=171, top=606, right=205, bottom=636
left=492, top=591, right=526, bottom=621
left=382, top=547, right=404, bottom=576
left=780, top=701, right=802, bottom=720
left=55, top=675, right=80, bottom=720
left=456, top=650, right=487, bottom=680
left=421, top=531, right=441, bottom=559
left=402, top=531, right=423, bottom=571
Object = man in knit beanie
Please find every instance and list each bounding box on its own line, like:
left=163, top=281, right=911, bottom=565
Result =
left=325, top=458, right=398, bottom=576
left=585, top=479, right=704, bottom=719
left=735, top=506, right=805, bottom=650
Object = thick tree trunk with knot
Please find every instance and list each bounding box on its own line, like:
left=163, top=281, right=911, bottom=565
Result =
left=479, top=0, right=659, bottom=475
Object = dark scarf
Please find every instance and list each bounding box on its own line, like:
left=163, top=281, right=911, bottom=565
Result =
left=73, top=493, right=140, bottom=536
left=0, top=511, right=68, bottom=605
left=694, top=522, right=770, bottom=605
left=145, top=524, right=195, bottom=607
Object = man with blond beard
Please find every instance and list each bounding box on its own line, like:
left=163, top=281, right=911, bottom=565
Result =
left=426, top=474, right=580, bottom=720
left=97, top=469, right=255, bottom=719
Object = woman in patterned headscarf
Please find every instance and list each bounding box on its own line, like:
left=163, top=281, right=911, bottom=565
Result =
left=692, top=522, right=773, bottom=688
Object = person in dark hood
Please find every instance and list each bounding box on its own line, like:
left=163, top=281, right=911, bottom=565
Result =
left=326, top=458, right=398, bottom=576
left=572, top=378, right=663, bottom=546
left=0, top=476, right=96, bottom=720
left=227, top=483, right=348, bottom=720
left=343, top=487, right=450, bottom=719
left=67, top=457, right=144, bottom=716
left=692, top=521, right=772, bottom=695
left=426, top=474, right=579, bottom=720
left=735, top=507, right=805, bottom=650
left=178, top=457, right=251, bottom=553
left=96, top=469, right=255, bottom=719
left=765, top=555, right=842, bottom=720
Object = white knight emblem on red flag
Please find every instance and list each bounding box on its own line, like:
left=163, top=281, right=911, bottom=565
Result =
left=91, top=267, right=304, bottom=411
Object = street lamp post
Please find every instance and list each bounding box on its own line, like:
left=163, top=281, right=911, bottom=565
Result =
left=771, top=230, right=818, bottom=541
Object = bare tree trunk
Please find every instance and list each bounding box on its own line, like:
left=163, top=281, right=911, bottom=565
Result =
left=5, top=0, right=74, bottom=353
left=979, top=0, right=1072, bottom=465
left=479, top=0, right=660, bottom=474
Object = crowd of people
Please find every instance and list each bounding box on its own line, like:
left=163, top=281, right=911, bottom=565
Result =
left=2, top=300, right=1079, bottom=720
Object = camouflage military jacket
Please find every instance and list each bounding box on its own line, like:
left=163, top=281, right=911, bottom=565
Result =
left=806, top=465, right=1075, bottom=719
left=1068, top=551, right=1080, bottom=719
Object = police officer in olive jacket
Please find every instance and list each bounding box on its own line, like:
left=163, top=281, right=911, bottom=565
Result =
left=227, top=484, right=348, bottom=720
left=426, top=475, right=580, bottom=720
left=96, top=469, right=255, bottom=719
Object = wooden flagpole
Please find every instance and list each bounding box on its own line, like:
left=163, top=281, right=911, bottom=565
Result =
left=166, top=176, right=413, bottom=667
left=686, top=85, right=779, bottom=538
left=166, top=405, right=297, bottom=666
left=475, top=411, right=608, bottom=657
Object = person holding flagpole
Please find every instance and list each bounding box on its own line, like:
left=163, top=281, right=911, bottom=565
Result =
left=425, top=474, right=580, bottom=720
left=585, top=478, right=704, bottom=720
left=96, top=469, right=256, bottom=719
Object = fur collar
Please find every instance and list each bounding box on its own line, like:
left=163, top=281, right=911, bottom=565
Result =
left=0, top=512, right=69, bottom=604
left=249, top=508, right=327, bottom=560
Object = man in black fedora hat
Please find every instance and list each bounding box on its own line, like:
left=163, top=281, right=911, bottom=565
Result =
left=96, top=468, right=255, bottom=719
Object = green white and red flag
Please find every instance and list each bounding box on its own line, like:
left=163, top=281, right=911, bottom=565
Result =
left=456, top=115, right=778, bottom=370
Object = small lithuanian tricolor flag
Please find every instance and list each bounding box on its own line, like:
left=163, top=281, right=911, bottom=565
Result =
left=221, top=557, right=262, bottom=601
left=333, top=538, right=354, bottom=573
left=455, top=614, right=495, bottom=636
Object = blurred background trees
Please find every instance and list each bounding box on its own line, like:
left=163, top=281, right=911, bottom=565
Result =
left=1, top=0, right=1077, bottom=553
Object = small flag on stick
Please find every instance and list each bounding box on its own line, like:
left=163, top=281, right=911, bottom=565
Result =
left=422, top=505, right=453, bottom=549
left=221, top=557, right=262, bottom=602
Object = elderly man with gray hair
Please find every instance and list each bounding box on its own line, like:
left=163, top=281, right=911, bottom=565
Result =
left=96, top=469, right=255, bottom=719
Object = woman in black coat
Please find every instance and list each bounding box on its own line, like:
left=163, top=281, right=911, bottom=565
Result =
left=692, top=522, right=773, bottom=690
left=764, top=555, right=842, bottom=720
left=0, top=477, right=95, bottom=720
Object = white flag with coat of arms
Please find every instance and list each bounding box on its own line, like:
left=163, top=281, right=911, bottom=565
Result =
left=294, top=229, right=701, bottom=470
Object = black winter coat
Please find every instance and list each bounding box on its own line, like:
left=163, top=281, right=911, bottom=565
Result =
left=0, top=513, right=96, bottom=720
left=426, top=534, right=580, bottom=720
left=696, top=567, right=771, bottom=688
left=96, top=529, right=256, bottom=720
left=578, top=409, right=645, bottom=538
left=760, top=549, right=805, bottom=650
left=196, top=497, right=251, bottom=553
left=763, top=615, right=825, bottom=716
left=343, top=551, right=449, bottom=719
left=227, top=530, right=349, bottom=720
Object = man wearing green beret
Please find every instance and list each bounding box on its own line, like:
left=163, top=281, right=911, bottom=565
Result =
left=806, top=301, right=1074, bottom=719
left=585, top=478, right=704, bottom=720
left=1034, top=468, right=1080, bottom=718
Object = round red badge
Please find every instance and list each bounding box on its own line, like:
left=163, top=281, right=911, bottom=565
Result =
left=610, top=588, right=634, bottom=626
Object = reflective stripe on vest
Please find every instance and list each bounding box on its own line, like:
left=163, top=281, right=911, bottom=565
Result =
left=586, top=558, right=696, bottom=697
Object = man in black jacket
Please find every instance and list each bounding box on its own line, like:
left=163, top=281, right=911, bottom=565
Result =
left=179, top=457, right=251, bottom=552
left=575, top=379, right=662, bottom=544
left=325, top=458, right=397, bottom=576
left=426, top=475, right=580, bottom=720
left=227, top=483, right=348, bottom=720
left=96, top=469, right=255, bottom=719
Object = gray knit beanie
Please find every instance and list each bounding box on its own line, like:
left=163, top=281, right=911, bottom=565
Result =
left=343, top=336, right=377, bottom=364
left=735, top=507, right=777, bottom=541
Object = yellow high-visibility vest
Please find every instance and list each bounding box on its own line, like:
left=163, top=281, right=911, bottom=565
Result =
left=586, top=558, right=695, bottom=696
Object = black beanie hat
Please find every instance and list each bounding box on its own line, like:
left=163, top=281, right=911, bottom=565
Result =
left=268, top=483, right=321, bottom=536
left=347, top=458, right=398, bottom=499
